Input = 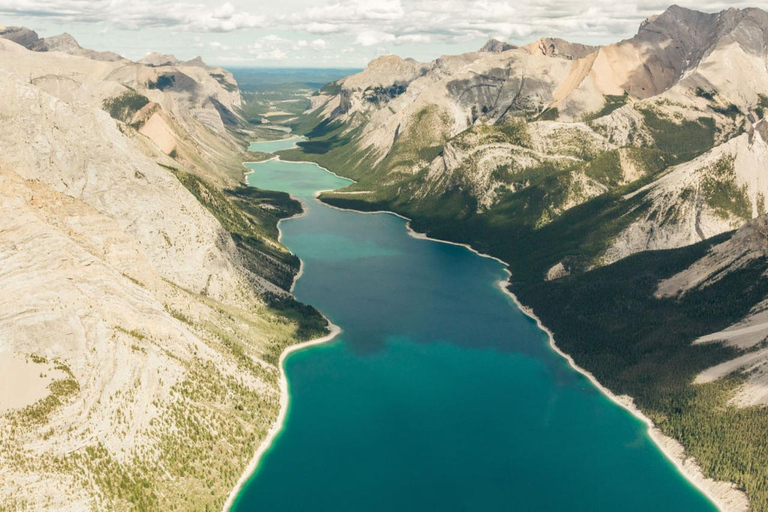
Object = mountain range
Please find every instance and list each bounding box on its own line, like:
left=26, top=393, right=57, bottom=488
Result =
left=3, top=5, right=768, bottom=510
left=280, top=6, right=768, bottom=510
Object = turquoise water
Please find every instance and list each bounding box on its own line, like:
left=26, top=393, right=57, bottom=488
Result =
left=248, top=136, right=304, bottom=153
left=232, top=158, right=716, bottom=511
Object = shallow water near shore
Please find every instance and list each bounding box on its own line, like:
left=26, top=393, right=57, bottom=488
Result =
left=232, top=157, right=717, bottom=511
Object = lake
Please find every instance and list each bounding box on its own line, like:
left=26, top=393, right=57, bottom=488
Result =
left=231, top=157, right=716, bottom=511
left=248, top=136, right=305, bottom=154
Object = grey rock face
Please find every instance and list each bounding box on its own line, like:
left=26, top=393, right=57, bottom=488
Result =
left=0, top=27, right=124, bottom=61
left=480, top=38, right=518, bottom=52
left=0, top=26, right=44, bottom=50
left=527, top=38, right=598, bottom=60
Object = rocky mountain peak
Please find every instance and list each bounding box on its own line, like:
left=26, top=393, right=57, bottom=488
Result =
left=479, top=38, right=517, bottom=53
left=635, top=5, right=719, bottom=47
left=139, top=52, right=183, bottom=67
left=342, top=54, right=428, bottom=90
left=0, top=27, right=123, bottom=61
left=525, top=37, right=598, bottom=60
left=43, top=33, right=83, bottom=52
left=636, top=5, right=768, bottom=54
left=599, top=5, right=768, bottom=99
left=0, top=26, right=44, bottom=50
left=368, top=54, right=409, bottom=68
left=139, top=53, right=216, bottom=69
left=185, top=56, right=208, bottom=68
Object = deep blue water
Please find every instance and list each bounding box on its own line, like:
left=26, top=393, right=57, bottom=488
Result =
left=231, top=158, right=716, bottom=512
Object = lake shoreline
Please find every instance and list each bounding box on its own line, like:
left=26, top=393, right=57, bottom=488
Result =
left=319, top=194, right=748, bottom=512
left=229, top=156, right=747, bottom=512
left=295, top=160, right=746, bottom=512
left=247, top=135, right=306, bottom=153
left=224, top=160, right=344, bottom=511
left=222, top=317, right=342, bottom=512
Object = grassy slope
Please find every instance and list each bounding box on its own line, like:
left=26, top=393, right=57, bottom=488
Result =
left=300, top=101, right=721, bottom=280
left=137, top=137, right=329, bottom=509
left=3, top=164, right=330, bottom=511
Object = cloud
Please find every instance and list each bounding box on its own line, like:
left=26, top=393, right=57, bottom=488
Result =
left=304, top=0, right=405, bottom=23
left=0, top=0, right=266, bottom=32
left=355, top=30, right=395, bottom=46
left=303, top=22, right=343, bottom=34
left=288, top=0, right=759, bottom=48
left=248, top=46, right=288, bottom=60
left=0, top=0, right=758, bottom=66
left=209, top=41, right=231, bottom=50
left=310, top=38, right=328, bottom=50
left=246, top=34, right=294, bottom=60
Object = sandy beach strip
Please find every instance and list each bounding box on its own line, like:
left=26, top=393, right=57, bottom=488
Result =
left=222, top=319, right=342, bottom=511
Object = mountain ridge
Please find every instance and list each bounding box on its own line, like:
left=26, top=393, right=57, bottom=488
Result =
left=282, top=5, right=768, bottom=509
left=0, top=29, right=328, bottom=510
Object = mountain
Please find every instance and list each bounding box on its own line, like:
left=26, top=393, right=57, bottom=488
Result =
left=283, top=5, right=768, bottom=510
left=657, top=214, right=768, bottom=407
left=290, top=5, right=768, bottom=278
left=0, top=31, right=326, bottom=510
left=479, top=38, right=517, bottom=53
left=0, top=26, right=123, bottom=61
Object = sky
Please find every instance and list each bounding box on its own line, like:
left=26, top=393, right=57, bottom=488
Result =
left=0, top=0, right=762, bottom=68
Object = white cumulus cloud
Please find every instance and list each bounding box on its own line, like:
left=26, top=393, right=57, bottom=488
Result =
left=0, top=0, right=759, bottom=65
left=310, top=38, right=328, bottom=50
left=355, top=30, right=396, bottom=46
left=288, top=0, right=760, bottom=48
left=0, top=0, right=266, bottom=32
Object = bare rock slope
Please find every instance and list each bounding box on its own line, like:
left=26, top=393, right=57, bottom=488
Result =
left=0, top=33, right=314, bottom=510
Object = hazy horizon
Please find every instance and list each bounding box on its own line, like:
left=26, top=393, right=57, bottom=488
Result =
left=0, top=1, right=759, bottom=68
